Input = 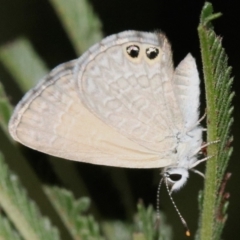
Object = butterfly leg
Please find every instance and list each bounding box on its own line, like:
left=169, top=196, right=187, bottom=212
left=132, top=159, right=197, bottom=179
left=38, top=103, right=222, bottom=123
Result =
left=190, top=168, right=205, bottom=178
left=190, top=140, right=220, bottom=158
left=197, top=111, right=207, bottom=124
left=190, top=155, right=213, bottom=168
left=187, top=111, right=207, bottom=132
left=189, top=139, right=220, bottom=168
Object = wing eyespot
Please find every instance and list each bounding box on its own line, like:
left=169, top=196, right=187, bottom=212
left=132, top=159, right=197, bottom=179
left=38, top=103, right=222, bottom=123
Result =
left=126, top=45, right=140, bottom=58
left=146, top=47, right=159, bottom=60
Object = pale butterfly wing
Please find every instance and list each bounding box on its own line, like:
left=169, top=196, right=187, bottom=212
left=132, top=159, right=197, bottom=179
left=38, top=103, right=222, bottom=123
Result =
left=173, top=54, right=200, bottom=128
left=8, top=58, right=172, bottom=168
left=8, top=31, right=199, bottom=169
left=171, top=53, right=202, bottom=168
left=76, top=31, right=184, bottom=152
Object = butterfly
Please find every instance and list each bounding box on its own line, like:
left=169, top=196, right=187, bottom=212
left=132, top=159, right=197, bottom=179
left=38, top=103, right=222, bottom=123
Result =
left=8, top=30, right=206, bottom=190
left=9, top=31, right=207, bottom=235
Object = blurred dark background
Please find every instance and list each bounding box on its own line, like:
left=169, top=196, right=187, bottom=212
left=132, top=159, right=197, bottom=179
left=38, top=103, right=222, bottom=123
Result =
left=0, top=0, right=239, bottom=239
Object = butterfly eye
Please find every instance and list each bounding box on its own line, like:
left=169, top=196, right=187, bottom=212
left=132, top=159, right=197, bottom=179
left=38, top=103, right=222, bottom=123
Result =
left=126, top=45, right=140, bottom=58
left=169, top=174, right=182, bottom=182
left=146, top=47, right=159, bottom=59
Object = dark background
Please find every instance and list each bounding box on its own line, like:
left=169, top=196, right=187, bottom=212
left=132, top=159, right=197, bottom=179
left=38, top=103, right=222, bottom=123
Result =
left=0, top=0, right=239, bottom=239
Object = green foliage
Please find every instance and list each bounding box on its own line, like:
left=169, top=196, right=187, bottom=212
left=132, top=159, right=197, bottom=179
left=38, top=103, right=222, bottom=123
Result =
left=0, top=152, right=60, bottom=240
left=0, top=38, right=48, bottom=92
left=134, top=203, right=172, bottom=240
left=0, top=215, right=23, bottom=240
left=102, top=221, right=132, bottom=240
left=49, top=0, right=103, bottom=54
left=197, top=2, right=233, bottom=240
left=0, top=82, right=12, bottom=137
left=44, top=186, right=103, bottom=240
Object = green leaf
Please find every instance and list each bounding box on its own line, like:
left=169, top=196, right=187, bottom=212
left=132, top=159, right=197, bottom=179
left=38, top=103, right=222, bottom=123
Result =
left=44, top=186, right=104, bottom=240
left=134, top=202, right=172, bottom=240
left=0, top=152, right=60, bottom=240
left=0, top=38, right=48, bottom=92
left=199, top=2, right=222, bottom=27
left=197, top=2, right=233, bottom=240
left=0, top=81, right=13, bottom=137
left=102, top=221, right=132, bottom=240
left=50, top=0, right=103, bottom=55
left=0, top=215, right=23, bottom=240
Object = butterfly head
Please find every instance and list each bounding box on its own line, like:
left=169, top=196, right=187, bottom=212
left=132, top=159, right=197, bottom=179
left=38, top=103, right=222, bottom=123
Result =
left=163, top=167, right=189, bottom=193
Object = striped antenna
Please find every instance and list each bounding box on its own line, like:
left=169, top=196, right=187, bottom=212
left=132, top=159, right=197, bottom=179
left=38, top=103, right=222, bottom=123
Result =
left=155, top=177, right=164, bottom=228
left=164, top=178, right=191, bottom=237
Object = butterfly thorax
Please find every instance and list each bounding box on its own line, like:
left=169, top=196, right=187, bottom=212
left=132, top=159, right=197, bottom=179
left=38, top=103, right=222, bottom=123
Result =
left=159, top=125, right=202, bottom=192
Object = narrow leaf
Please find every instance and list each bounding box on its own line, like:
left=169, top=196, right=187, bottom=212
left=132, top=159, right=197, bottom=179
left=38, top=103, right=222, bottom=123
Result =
left=0, top=152, right=60, bottom=240
left=134, top=202, right=172, bottom=240
left=102, top=221, right=132, bottom=240
left=0, top=38, right=48, bottom=92
left=0, top=81, right=13, bottom=137
left=197, top=2, right=233, bottom=239
left=0, top=215, right=23, bottom=240
left=50, top=0, right=103, bottom=54
left=44, top=186, right=104, bottom=240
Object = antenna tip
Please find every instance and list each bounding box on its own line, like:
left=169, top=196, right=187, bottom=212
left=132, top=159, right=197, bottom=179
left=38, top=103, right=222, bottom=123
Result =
left=186, top=230, right=191, bottom=237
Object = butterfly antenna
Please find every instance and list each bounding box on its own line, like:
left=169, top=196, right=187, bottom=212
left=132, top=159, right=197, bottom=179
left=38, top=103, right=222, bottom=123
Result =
left=155, top=177, right=164, bottom=227
left=164, top=179, right=191, bottom=237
